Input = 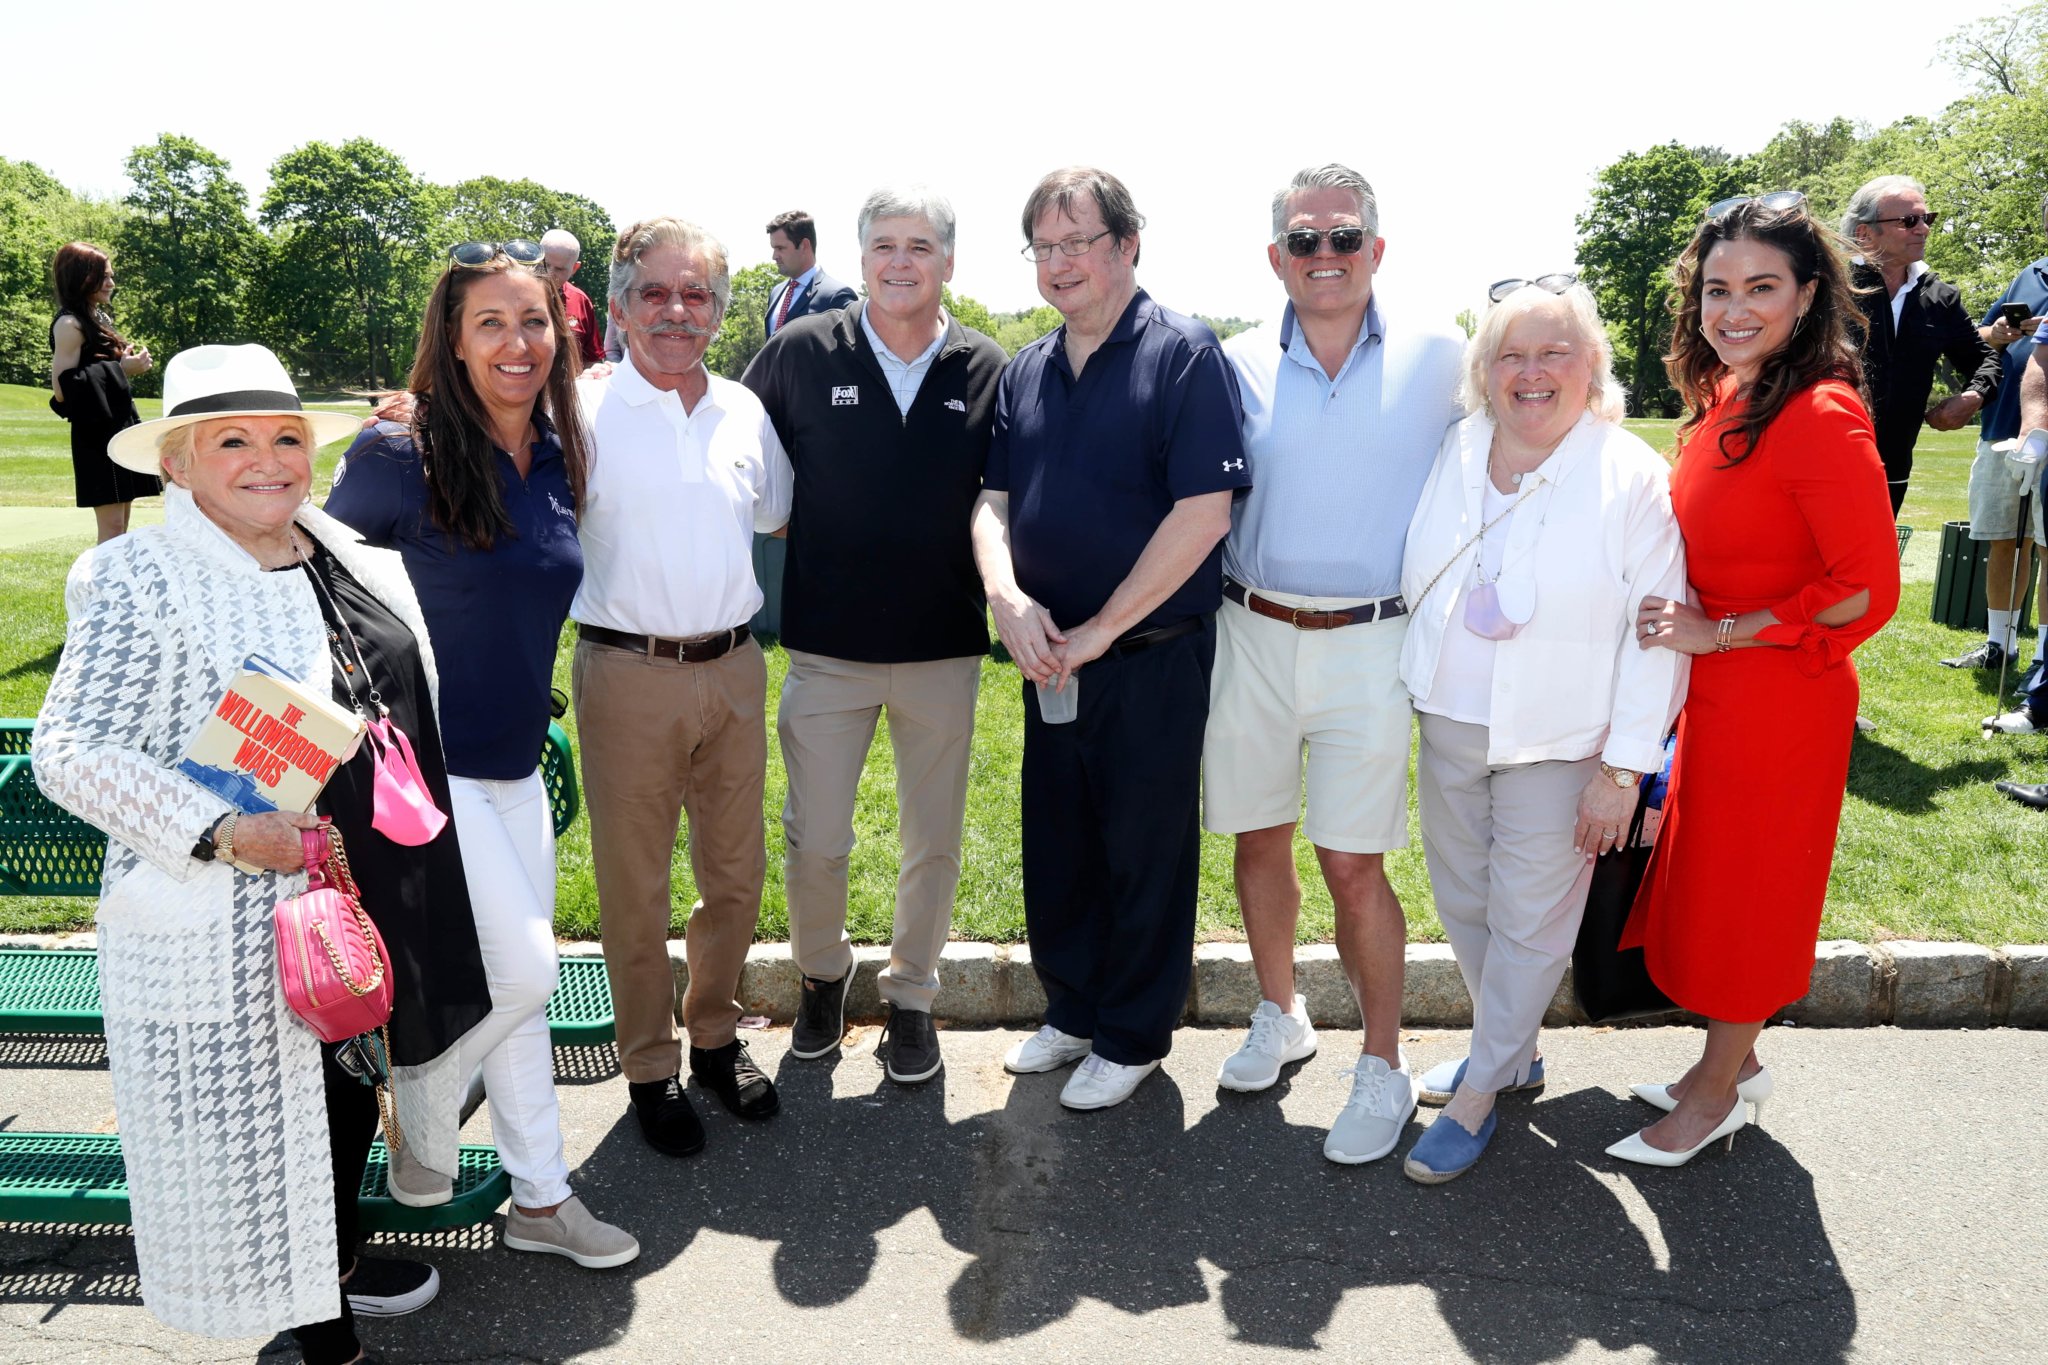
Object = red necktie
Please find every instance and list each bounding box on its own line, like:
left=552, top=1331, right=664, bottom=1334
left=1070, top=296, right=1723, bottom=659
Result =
left=773, top=280, right=797, bottom=332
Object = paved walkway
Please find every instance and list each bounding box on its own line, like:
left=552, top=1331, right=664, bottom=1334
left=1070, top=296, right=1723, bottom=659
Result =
left=3, top=1024, right=2043, bottom=1363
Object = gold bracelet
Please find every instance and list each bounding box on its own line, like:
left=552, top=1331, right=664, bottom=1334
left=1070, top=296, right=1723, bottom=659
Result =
left=1715, top=614, right=1737, bottom=652
left=214, top=813, right=238, bottom=867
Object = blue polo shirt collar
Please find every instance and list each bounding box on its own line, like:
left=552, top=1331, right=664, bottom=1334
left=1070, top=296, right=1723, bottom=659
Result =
left=1050, top=288, right=1155, bottom=378
left=1277, top=298, right=1383, bottom=381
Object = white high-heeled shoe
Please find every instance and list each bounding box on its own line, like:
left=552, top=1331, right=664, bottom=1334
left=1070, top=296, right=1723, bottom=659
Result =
left=1630, top=1066, right=1773, bottom=1125
left=1606, top=1097, right=1746, bottom=1167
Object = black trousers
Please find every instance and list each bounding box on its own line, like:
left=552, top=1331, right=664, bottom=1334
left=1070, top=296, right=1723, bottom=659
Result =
left=289, top=1040, right=380, bottom=1364
left=1020, top=617, right=1213, bottom=1065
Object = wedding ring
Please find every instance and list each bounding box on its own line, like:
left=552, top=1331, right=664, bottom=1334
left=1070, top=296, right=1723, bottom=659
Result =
left=1642, top=622, right=1656, bottom=636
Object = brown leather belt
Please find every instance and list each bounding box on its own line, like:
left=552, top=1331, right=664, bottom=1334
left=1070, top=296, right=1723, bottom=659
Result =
left=1223, top=577, right=1406, bottom=630
left=579, top=622, right=751, bottom=663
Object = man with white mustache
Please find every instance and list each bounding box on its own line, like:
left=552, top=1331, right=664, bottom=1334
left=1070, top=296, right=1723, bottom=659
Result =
left=740, top=187, right=1008, bottom=1085
left=570, top=217, right=793, bottom=1160
left=1206, top=164, right=1463, bottom=1164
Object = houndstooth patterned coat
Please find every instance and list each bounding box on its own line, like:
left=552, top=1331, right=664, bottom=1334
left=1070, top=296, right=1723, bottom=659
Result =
left=34, top=484, right=467, bottom=1338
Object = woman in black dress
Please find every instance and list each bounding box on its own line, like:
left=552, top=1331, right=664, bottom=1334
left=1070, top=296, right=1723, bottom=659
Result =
left=48, top=241, right=160, bottom=542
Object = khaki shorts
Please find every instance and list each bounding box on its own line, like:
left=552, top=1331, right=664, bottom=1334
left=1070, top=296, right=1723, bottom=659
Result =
left=1968, top=438, right=2047, bottom=543
left=1202, top=588, right=1413, bottom=854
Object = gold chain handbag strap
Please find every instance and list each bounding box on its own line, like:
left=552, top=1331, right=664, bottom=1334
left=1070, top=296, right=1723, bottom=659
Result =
left=374, top=1023, right=405, bottom=1153
left=1410, top=480, right=1545, bottom=610
left=308, top=828, right=386, bottom=997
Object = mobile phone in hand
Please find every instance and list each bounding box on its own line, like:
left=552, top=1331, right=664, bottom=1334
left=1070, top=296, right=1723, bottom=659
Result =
left=2003, top=302, right=2033, bottom=327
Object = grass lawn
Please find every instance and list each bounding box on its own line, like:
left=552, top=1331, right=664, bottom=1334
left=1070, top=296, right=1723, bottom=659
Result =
left=2, top=384, right=2042, bottom=946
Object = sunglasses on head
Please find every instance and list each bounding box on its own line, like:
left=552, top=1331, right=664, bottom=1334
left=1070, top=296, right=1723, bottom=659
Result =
left=1868, top=210, right=1940, bottom=231
left=1704, top=190, right=1807, bottom=222
left=448, top=240, right=545, bottom=269
left=1277, top=226, right=1370, bottom=258
left=1488, top=273, right=1579, bottom=304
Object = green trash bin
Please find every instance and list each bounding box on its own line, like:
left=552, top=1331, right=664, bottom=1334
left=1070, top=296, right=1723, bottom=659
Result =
left=1932, top=520, right=2037, bottom=633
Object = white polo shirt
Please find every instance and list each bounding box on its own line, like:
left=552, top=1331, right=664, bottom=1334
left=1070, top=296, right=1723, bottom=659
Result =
left=570, top=350, right=793, bottom=639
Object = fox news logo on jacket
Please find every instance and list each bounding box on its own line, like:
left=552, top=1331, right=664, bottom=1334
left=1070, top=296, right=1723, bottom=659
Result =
left=831, top=385, right=859, bottom=406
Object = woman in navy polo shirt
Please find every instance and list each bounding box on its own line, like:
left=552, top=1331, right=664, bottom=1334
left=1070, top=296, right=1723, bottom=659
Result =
left=327, top=242, right=638, bottom=1269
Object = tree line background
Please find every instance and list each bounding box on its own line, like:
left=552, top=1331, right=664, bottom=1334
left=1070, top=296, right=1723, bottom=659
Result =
left=0, top=4, right=2034, bottom=409
left=1573, top=5, right=2048, bottom=414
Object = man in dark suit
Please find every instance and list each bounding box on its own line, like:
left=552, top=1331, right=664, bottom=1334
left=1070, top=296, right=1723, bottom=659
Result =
left=765, top=210, right=859, bottom=336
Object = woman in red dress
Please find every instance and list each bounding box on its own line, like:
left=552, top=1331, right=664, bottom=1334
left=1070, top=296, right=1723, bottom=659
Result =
left=1616, top=193, right=1899, bottom=1166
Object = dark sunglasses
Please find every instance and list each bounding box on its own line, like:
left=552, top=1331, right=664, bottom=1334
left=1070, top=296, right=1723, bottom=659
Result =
left=448, top=240, right=545, bottom=268
left=1277, top=227, right=1369, bottom=258
left=1488, top=273, right=1579, bottom=303
left=1704, top=190, right=1807, bottom=221
left=1868, top=211, right=1940, bottom=231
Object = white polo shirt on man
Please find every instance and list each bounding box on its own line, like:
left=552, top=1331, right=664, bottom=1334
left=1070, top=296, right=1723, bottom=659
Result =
left=571, top=350, right=793, bottom=639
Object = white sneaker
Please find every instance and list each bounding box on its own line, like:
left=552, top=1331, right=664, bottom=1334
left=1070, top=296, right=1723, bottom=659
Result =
left=1216, top=996, right=1318, bottom=1092
left=1990, top=707, right=2042, bottom=734
left=1059, top=1053, right=1160, bottom=1110
left=1323, top=1052, right=1417, bottom=1165
left=1004, top=1024, right=1093, bottom=1074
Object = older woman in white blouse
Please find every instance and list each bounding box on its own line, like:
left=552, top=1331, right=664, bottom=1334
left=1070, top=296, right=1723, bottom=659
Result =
left=1397, top=279, right=1688, bottom=1184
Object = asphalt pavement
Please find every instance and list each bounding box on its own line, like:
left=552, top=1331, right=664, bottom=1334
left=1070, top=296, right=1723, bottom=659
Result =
left=3, top=1022, right=2043, bottom=1363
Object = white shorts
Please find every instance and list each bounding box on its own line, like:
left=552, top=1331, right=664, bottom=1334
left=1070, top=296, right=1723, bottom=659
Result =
left=1968, top=438, right=2047, bottom=543
left=1202, top=588, right=1413, bottom=854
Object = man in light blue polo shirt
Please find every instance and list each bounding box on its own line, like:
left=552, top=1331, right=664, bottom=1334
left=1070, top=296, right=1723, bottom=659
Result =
left=1206, top=163, right=1463, bottom=1165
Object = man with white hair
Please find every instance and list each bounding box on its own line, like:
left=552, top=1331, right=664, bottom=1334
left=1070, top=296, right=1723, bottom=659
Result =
left=537, top=228, right=604, bottom=367
left=741, top=187, right=1008, bottom=1085
left=1206, top=164, right=1463, bottom=1163
left=1843, top=175, right=1999, bottom=524
left=572, top=217, right=792, bottom=1158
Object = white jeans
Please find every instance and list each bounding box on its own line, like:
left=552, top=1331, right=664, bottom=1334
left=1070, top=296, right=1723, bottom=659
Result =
left=450, top=770, right=570, bottom=1208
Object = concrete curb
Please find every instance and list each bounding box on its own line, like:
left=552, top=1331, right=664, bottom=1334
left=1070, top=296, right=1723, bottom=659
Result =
left=7, top=933, right=2044, bottom=1030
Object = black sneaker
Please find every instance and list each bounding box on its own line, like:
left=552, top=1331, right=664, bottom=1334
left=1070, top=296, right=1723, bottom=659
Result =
left=628, top=1074, right=707, bottom=1157
left=790, top=967, right=852, bottom=1059
left=2015, top=657, right=2045, bottom=697
left=880, top=1004, right=942, bottom=1084
left=1943, top=639, right=2008, bottom=669
left=343, top=1256, right=439, bottom=1317
left=690, top=1039, right=780, bottom=1119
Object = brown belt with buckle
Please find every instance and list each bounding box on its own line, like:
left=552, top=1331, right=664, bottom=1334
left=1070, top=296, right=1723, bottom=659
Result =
left=579, top=622, right=751, bottom=663
left=1222, top=577, right=1406, bottom=630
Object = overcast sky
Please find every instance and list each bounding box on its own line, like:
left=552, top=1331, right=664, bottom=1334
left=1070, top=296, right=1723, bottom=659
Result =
left=4, top=0, right=2004, bottom=333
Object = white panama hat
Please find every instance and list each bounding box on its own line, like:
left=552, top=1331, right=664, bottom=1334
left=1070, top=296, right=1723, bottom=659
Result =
left=107, top=344, right=366, bottom=474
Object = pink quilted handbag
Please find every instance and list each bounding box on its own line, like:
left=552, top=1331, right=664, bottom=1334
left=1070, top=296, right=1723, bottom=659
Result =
left=275, top=823, right=394, bottom=1042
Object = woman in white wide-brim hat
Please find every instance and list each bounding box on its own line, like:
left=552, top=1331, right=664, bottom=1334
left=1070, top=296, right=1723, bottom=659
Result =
left=38, top=343, right=493, bottom=1364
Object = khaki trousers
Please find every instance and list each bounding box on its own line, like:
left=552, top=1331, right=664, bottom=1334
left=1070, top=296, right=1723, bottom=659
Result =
left=779, top=650, right=982, bottom=1011
left=573, top=635, right=767, bottom=1082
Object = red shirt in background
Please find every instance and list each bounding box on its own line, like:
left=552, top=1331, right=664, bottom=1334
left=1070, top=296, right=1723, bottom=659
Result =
left=562, top=282, right=603, bottom=367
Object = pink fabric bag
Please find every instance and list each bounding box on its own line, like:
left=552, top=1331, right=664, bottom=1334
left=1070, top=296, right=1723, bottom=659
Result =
left=365, top=714, right=448, bottom=846
left=275, top=824, right=394, bottom=1043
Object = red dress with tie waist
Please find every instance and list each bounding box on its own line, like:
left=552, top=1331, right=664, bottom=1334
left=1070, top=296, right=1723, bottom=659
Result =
left=1622, top=378, right=1900, bottom=1021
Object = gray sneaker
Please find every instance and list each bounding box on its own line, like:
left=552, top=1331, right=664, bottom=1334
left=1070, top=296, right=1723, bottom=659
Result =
left=503, top=1195, right=641, bottom=1269
left=386, top=1140, right=451, bottom=1208
left=791, top=967, right=852, bottom=1059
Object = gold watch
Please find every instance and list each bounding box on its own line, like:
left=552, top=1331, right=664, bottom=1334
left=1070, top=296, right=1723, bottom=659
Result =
left=1598, top=762, right=1639, bottom=788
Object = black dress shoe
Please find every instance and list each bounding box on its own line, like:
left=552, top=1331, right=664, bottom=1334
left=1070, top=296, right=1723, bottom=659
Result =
left=628, top=1074, right=706, bottom=1156
left=790, top=968, right=852, bottom=1059
left=880, top=1003, right=942, bottom=1084
left=689, top=1039, right=780, bottom=1119
left=1996, top=780, right=2048, bottom=809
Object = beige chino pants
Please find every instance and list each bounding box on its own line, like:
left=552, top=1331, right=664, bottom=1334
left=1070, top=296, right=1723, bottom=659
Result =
left=573, top=635, right=768, bottom=1082
left=778, top=650, right=982, bottom=1011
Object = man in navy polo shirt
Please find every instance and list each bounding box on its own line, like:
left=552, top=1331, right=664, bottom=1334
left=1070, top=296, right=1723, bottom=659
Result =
left=972, top=166, right=1250, bottom=1111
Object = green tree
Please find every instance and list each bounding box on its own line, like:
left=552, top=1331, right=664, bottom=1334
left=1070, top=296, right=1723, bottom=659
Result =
left=1574, top=142, right=1746, bottom=415
left=1197, top=315, right=1258, bottom=341
left=706, top=262, right=782, bottom=379
left=1454, top=308, right=1478, bottom=340
left=435, top=175, right=617, bottom=321
left=256, top=138, right=430, bottom=390
left=942, top=286, right=994, bottom=336
left=989, top=304, right=1062, bottom=356
left=118, top=134, right=261, bottom=366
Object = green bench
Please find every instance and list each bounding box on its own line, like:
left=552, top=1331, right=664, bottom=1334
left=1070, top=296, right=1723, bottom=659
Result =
left=0, top=947, right=615, bottom=1046
left=0, top=1132, right=511, bottom=1231
left=0, top=718, right=582, bottom=897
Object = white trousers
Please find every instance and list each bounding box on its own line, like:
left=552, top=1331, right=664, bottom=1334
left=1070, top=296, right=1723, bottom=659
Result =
left=1415, top=713, right=1597, bottom=1095
left=449, top=771, right=571, bottom=1208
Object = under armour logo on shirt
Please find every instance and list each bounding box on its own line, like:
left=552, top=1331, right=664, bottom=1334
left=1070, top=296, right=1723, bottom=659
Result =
left=945, top=398, right=967, bottom=413
left=831, top=385, right=859, bottom=406
left=1223, top=458, right=1245, bottom=472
